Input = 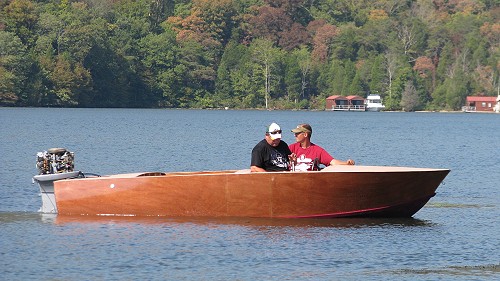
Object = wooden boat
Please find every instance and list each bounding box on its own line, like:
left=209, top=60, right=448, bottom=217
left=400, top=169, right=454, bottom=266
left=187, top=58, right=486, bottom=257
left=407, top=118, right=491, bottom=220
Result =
left=37, top=165, right=449, bottom=218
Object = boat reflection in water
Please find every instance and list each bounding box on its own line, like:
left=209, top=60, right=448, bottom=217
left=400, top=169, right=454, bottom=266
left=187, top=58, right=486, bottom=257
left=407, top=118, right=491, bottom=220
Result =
left=49, top=213, right=434, bottom=229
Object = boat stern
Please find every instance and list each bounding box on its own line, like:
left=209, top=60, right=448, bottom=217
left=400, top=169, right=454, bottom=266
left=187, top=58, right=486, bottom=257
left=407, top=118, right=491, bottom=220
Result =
left=33, top=148, right=81, bottom=213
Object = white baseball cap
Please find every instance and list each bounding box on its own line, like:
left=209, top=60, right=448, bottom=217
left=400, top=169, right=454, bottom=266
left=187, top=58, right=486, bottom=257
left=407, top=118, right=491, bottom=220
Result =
left=267, top=123, right=282, bottom=140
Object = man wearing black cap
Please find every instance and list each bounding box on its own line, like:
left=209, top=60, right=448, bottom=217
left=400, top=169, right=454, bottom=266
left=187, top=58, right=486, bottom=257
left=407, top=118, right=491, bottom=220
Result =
left=289, top=123, right=355, bottom=171
left=251, top=122, right=292, bottom=172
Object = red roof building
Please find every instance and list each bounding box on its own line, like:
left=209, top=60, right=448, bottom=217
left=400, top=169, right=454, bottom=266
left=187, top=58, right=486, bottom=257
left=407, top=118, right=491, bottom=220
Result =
left=463, top=96, right=497, bottom=112
left=326, top=95, right=348, bottom=110
left=326, top=95, right=365, bottom=111
left=346, top=95, right=365, bottom=111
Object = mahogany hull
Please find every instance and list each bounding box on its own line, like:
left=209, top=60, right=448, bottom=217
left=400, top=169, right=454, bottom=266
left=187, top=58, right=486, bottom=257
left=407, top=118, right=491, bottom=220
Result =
left=53, top=166, right=449, bottom=218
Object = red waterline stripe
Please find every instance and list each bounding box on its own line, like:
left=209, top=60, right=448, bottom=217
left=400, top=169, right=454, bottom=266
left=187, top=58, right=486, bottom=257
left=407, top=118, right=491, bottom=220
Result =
left=281, top=193, right=435, bottom=219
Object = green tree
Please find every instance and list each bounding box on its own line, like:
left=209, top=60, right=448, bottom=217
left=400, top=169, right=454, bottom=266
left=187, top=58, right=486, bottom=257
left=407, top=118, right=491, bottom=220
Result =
left=2, top=0, right=38, bottom=47
left=445, top=69, right=471, bottom=110
left=368, top=54, right=385, bottom=95
left=0, top=0, right=498, bottom=110
left=110, top=0, right=151, bottom=57
left=149, top=0, right=175, bottom=33
left=215, top=41, right=248, bottom=108
left=174, top=39, right=217, bottom=107
left=249, top=38, right=284, bottom=108
left=349, top=72, right=364, bottom=95
left=396, top=17, right=428, bottom=60
left=33, top=1, right=113, bottom=106
left=331, top=60, right=345, bottom=95
left=331, top=23, right=358, bottom=61
left=313, top=62, right=330, bottom=96
left=385, top=66, right=411, bottom=110
left=138, top=29, right=179, bottom=107
left=434, top=42, right=453, bottom=84
left=357, top=9, right=391, bottom=54
left=48, top=55, right=91, bottom=106
left=431, top=83, right=447, bottom=110
left=0, top=31, right=30, bottom=105
left=284, top=51, right=301, bottom=107
left=296, top=46, right=312, bottom=98
left=341, top=60, right=356, bottom=95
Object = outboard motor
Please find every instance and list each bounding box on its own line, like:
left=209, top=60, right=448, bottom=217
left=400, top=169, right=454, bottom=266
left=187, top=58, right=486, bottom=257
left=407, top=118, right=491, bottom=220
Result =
left=33, top=148, right=81, bottom=213
left=36, top=148, right=75, bottom=175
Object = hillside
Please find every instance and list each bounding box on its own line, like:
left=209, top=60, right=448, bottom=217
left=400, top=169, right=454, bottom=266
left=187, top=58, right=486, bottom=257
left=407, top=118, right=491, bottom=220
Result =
left=1, top=0, right=498, bottom=110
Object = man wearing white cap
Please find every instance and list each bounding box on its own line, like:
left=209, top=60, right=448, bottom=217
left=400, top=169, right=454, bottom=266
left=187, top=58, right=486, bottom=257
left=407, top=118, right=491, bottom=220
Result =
left=251, top=122, right=292, bottom=172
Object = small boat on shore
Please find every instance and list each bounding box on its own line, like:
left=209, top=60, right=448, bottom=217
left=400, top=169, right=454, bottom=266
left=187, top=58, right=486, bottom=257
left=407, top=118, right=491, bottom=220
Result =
left=33, top=149, right=449, bottom=219
left=365, top=94, right=385, bottom=112
left=494, top=93, right=500, bottom=113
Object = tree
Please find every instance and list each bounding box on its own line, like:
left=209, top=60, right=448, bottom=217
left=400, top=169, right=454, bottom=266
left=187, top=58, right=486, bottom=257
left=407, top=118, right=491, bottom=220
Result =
left=331, top=23, right=358, bottom=61
left=149, top=0, right=175, bottom=33
left=413, top=56, right=436, bottom=91
left=358, top=9, right=391, bottom=54
left=400, top=80, right=420, bottom=111
left=0, top=0, right=498, bottom=110
left=279, top=22, right=309, bottom=51
left=174, top=39, right=217, bottom=107
left=438, top=63, right=471, bottom=110
left=397, top=21, right=416, bottom=57
left=308, top=20, right=337, bottom=63
left=110, top=0, right=152, bottom=57
left=284, top=51, right=301, bottom=106
left=167, top=0, right=237, bottom=47
left=48, top=55, right=91, bottom=106
left=312, top=60, right=332, bottom=96
left=249, top=5, right=292, bottom=46
left=295, top=46, right=312, bottom=99
left=33, top=1, right=114, bottom=106
left=384, top=52, right=398, bottom=101
left=0, top=31, right=30, bottom=105
left=321, top=59, right=344, bottom=96
left=137, top=29, right=178, bottom=106
left=341, top=60, right=356, bottom=96
left=349, top=71, right=364, bottom=95
left=368, top=55, right=385, bottom=95
left=385, top=65, right=412, bottom=110
left=2, top=0, right=38, bottom=47
left=250, top=38, right=283, bottom=108
left=266, top=0, right=312, bottom=25
left=215, top=41, right=246, bottom=107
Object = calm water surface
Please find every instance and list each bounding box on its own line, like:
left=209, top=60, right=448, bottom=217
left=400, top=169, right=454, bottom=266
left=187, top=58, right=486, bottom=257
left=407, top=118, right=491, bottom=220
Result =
left=0, top=108, right=499, bottom=280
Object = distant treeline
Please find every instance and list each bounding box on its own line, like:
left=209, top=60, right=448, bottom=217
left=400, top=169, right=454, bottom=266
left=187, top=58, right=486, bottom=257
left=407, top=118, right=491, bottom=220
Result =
left=0, top=0, right=498, bottom=110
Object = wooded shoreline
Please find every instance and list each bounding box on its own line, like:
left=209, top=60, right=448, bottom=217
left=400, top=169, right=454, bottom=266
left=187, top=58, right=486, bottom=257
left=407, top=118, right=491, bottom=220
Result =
left=1, top=0, right=498, bottom=112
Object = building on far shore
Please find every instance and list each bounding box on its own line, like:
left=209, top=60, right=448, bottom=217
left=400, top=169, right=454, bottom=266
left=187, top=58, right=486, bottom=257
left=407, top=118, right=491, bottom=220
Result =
left=326, top=95, right=365, bottom=111
left=462, top=96, right=498, bottom=113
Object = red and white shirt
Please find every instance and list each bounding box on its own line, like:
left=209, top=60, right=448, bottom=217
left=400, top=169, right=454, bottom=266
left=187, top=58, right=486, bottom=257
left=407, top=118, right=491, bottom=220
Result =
left=288, top=143, right=335, bottom=171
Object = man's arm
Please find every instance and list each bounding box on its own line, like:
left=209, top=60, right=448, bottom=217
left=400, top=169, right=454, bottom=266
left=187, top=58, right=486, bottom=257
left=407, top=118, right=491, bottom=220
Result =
left=251, top=165, right=266, bottom=172
left=329, top=158, right=355, bottom=165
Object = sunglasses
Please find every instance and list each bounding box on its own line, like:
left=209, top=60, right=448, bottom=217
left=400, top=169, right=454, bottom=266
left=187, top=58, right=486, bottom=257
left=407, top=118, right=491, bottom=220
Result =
left=294, top=132, right=304, bottom=136
left=268, top=130, right=282, bottom=134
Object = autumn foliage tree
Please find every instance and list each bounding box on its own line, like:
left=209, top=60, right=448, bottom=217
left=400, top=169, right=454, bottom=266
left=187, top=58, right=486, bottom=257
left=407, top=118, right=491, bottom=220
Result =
left=307, top=20, right=338, bottom=63
left=413, top=56, right=436, bottom=89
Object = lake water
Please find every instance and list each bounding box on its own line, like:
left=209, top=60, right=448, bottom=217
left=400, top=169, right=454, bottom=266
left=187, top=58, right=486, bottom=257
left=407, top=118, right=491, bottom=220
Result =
left=0, top=108, right=499, bottom=280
